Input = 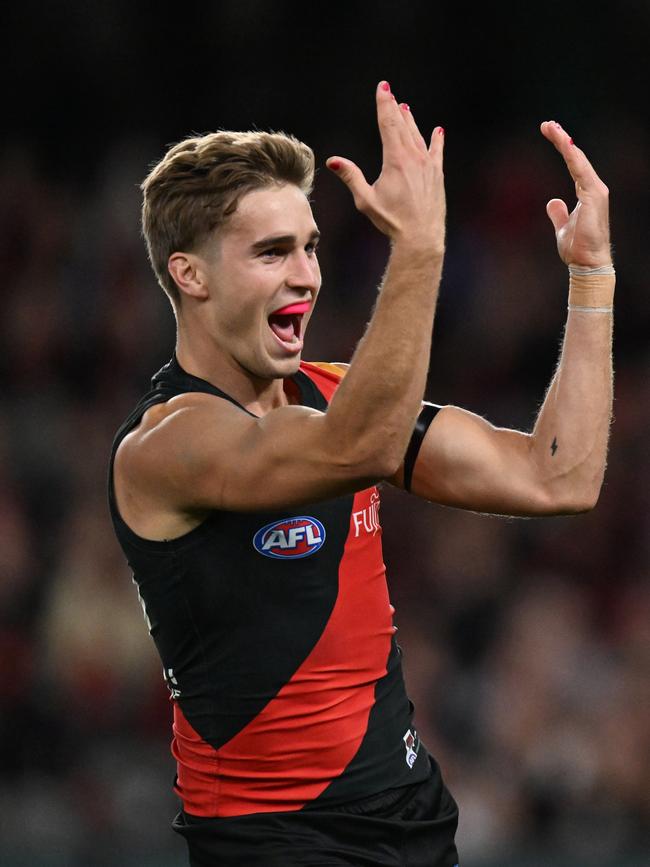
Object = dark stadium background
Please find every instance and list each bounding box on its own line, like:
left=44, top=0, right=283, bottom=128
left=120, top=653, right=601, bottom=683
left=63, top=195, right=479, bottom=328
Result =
left=1, top=2, right=648, bottom=865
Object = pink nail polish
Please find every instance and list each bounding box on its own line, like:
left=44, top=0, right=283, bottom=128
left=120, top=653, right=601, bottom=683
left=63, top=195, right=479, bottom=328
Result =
left=329, top=160, right=341, bottom=171
left=401, top=103, right=410, bottom=112
left=569, top=138, right=574, bottom=146
left=381, top=81, right=390, bottom=92
left=438, top=127, right=445, bottom=136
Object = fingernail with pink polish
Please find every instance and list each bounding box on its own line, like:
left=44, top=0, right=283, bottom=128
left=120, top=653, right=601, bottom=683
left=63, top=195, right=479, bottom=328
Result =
left=381, top=81, right=390, bottom=92
left=401, top=103, right=410, bottom=112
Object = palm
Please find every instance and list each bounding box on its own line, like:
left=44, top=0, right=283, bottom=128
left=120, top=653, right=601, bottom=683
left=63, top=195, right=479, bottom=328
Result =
left=555, top=198, right=610, bottom=267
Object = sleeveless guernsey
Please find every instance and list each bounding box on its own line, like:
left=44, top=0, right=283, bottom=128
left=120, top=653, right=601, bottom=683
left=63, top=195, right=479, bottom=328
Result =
left=108, top=356, right=432, bottom=818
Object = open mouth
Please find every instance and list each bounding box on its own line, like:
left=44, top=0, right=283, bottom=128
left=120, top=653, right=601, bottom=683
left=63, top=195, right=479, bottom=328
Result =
left=268, top=301, right=311, bottom=353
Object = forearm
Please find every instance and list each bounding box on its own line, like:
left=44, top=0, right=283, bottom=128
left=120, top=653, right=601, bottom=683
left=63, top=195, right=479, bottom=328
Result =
left=324, top=242, right=443, bottom=475
left=386, top=123, right=616, bottom=518
left=531, top=289, right=614, bottom=511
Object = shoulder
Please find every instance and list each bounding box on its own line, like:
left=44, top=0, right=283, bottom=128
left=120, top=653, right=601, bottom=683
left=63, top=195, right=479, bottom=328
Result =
left=115, top=391, right=242, bottom=478
left=124, top=391, right=227, bottom=441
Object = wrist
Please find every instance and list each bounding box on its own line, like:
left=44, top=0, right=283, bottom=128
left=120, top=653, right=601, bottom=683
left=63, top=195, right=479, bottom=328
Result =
left=389, top=237, right=445, bottom=267
left=568, top=264, right=615, bottom=310
left=568, top=263, right=615, bottom=276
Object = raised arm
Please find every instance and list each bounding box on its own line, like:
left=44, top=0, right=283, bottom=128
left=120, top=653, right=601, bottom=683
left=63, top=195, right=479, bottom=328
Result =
left=391, top=121, right=614, bottom=517
left=117, top=83, right=446, bottom=517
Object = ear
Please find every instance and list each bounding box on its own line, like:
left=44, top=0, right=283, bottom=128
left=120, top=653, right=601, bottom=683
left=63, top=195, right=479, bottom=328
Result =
left=168, top=252, right=210, bottom=301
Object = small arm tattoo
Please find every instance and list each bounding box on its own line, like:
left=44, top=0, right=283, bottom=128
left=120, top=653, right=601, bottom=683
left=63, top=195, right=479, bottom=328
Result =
left=551, top=437, right=558, bottom=456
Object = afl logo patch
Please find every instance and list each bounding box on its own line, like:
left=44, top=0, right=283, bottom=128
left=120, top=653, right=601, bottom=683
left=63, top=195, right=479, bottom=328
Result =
left=253, top=516, right=326, bottom=560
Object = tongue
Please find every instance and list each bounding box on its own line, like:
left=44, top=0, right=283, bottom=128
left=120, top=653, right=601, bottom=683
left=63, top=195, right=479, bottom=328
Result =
left=269, top=313, right=296, bottom=342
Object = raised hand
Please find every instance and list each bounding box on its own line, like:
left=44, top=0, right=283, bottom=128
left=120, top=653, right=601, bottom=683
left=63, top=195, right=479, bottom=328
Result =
left=540, top=121, right=612, bottom=268
left=327, top=81, right=445, bottom=256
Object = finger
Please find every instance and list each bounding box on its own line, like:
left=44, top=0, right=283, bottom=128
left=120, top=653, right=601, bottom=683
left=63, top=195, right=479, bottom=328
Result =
left=428, top=126, right=445, bottom=159
left=399, top=103, right=428, bottom=152
left=540, top=120, right=603, bottom=193
left=376, top=81, right=410, bottom=155
left=326, top=156, right=372, bottom=209
left=545, top=197, right=570, bottom=233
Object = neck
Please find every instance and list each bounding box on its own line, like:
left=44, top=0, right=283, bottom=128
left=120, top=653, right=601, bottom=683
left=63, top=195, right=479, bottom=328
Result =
left=175, top=322, right=294, bottom=416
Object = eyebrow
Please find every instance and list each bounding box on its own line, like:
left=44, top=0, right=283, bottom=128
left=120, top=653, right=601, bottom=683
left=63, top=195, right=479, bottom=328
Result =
left=250, top=230, right=321, bottom=251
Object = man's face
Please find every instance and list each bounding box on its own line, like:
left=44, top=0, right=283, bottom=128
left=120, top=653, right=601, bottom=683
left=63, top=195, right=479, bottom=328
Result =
left=199, top=183, right=321, bottom=380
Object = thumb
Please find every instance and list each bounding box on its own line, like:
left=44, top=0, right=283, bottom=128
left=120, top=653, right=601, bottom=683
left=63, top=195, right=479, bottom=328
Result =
left=546, top=198, right=570, bottom=233
left=327, top=156, right=371, bottom=209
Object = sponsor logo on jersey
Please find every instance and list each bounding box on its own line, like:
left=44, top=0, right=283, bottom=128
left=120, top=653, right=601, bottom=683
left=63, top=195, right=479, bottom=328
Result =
left=403, top=728, right=420, bottom=768
left=352, top=489, right=381, bottom=537
left=253, top=516, right=326, bottom=560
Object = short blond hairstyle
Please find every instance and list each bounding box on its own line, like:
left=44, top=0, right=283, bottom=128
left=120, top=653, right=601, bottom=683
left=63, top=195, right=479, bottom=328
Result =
left=141, top=130, right=315, bottom=305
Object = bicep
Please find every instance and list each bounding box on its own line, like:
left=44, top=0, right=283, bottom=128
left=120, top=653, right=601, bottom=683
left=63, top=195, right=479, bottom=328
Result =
left=131, top=397, right=378, bottom=513
left=391, top=405, right=552, bottom=516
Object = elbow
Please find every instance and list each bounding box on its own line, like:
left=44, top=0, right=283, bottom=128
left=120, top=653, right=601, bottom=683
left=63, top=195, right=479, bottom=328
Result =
left=373, top=452, right=403, bottom=480
left=333, top=448, right=402, bottom=482
left=326, top=430, right=404, bottom=482
left=532, top=455, right=607, bottom=515
left=542, top=483, right=602, bottom=516
left=354, top=431, right=406, bottom=480
left=571, top=486, right=602, bottom=514
left=559, top=498, right=597, bottom=516
left=565, top=470, right=606, bottom=513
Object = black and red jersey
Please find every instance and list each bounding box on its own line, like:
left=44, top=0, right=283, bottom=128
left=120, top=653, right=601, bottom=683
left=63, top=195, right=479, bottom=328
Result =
left=108, top=356, right=431, bottom=818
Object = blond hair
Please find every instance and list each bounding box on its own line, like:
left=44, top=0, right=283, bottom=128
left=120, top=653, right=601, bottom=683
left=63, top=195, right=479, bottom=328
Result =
left=141, top=131, right=315, bottom=305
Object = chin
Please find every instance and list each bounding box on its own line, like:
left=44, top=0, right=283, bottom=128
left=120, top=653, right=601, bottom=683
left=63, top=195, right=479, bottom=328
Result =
left=245, top=351, right=301, bottom=381
left=270, top=353, right=302, bottom=379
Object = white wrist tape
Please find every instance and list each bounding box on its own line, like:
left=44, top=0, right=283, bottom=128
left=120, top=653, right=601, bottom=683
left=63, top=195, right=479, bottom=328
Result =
left=568, top=304, right=613, bottom=314
left=568, top=264, right=615, bottom=309
left=568, top=264, right=616, bottom=276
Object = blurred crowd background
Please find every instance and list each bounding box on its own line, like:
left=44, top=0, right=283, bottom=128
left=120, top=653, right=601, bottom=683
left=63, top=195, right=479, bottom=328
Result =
left=1, top=2, right=648, bottom=865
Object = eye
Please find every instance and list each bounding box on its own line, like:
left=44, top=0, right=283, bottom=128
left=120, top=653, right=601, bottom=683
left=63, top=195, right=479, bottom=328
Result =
left=305, top=241, right=319, bottom=256
left=260, top=247, right=286, bottom=259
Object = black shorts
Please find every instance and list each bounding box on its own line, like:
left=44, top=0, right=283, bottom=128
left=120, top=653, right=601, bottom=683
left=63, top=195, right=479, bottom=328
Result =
left=172, top=759, right=460, bottom=866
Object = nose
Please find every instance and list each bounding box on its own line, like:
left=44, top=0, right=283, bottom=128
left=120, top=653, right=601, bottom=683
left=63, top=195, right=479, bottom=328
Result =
left=286, top=249, right=320, bottom=293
